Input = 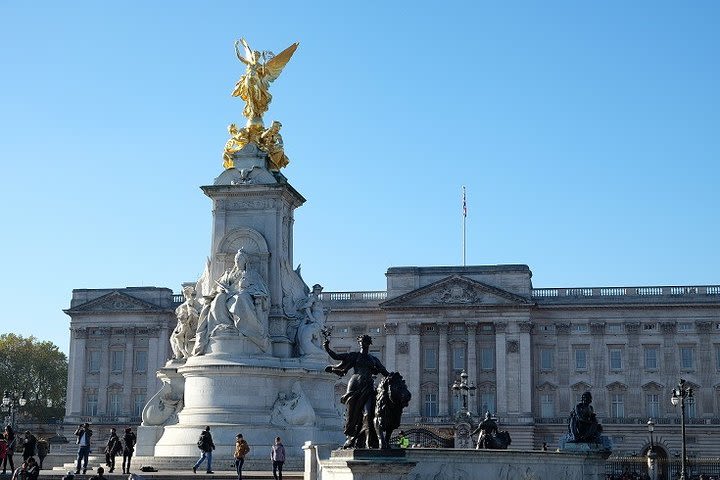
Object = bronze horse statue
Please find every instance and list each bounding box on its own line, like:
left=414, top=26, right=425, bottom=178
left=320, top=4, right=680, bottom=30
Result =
left=374, top=371, right=411, bottom=449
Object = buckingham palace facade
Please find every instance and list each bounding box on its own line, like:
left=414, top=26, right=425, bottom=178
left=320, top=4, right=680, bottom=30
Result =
left=64, top=263, right=720, bottom=457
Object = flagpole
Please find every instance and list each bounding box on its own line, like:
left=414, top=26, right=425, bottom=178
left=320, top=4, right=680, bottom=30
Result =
left=462, top=186, right=467, bottom=266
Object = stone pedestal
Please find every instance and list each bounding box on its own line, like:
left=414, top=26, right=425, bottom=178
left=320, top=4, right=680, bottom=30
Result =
left=308, top=446, right=611, bottom=480
left=140, top=352, right=342, bottom=458
left=321, top=450, right=417, bottom=480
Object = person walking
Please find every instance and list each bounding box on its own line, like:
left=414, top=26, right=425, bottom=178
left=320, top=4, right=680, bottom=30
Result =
left=22, top=430, right=37, bottom=462
left=192, top=426, right=215, bottom=474
left=3, top=425, right=16, bottom=475
left=233, top=433, right=250, bottom=480
left=271, top=436, right=285, bottom=480
left=121, top=427, right=137, bottom=474
left=74, top=422, right=93, bottom=474
left=104, top=427, right=122, bottom=473
left=36, top=438, right=48, bottom=469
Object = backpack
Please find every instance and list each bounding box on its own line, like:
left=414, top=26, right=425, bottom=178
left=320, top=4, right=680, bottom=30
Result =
left=197, top=436, right=205, bottom=450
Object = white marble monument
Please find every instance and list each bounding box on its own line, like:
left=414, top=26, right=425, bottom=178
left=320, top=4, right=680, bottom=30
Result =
left=136, top=39, right=343, bottom=460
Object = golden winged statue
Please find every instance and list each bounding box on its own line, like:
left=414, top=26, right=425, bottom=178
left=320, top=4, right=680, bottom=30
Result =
left=232, top=38, right=299, bottom=126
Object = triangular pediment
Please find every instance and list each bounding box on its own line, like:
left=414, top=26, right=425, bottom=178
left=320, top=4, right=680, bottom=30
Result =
left=536, top=381, right=558, bottom=392
left=641, top=381, right=664, bottom=391
left=571, top=382, right=592, bottom=392
left=65, top=291, right=167, bottom=314
left=380, top=275, right=533, bottom=309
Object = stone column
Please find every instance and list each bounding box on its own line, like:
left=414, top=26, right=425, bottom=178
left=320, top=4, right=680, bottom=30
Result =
left=384, top=323, right=398, bottom=373
left=98, top=327, right=111, bottom=414
left=554, top=323, right=571, bottom=414
left=494, top=322, right=507, bottom=416
left=147, top=327, right=161, bottom=397
left=466, top=322, right=478, bottom=415
left=589, top=322, right=606, bottom=414
left=122, top=328, right=135, bottom=414
left=66, top=327, right=87, bottom=419
left=407, top=323, right=422, bottom=417
left=624, top=322, right=641, bottom=416
left=519, top=321, right=533, bottom=415
left=696, top=321, right=714, bottom=414
left=438, top=323, right=449, bottom=416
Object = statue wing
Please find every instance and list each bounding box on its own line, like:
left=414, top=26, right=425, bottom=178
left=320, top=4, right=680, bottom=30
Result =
left=263, top=42, right=299, bottom=82
left=195, top=257, right=212, bottom=298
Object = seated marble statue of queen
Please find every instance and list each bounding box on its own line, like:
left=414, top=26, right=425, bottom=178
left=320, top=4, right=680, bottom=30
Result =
left=193, top=248, right=270, bottom=355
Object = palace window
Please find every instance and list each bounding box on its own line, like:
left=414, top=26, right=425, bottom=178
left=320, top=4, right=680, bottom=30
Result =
left=88, top=350, right=101, bottom=373
left=85, top=393, right=98, bottom=416
left=424, top=393, right=438, bottom=417
left=133, top=394, right=145, bottom=417
left=110, top=350, right=124, bottom=373
left=680, top=347, right=695, bottom=370
left=609, top=348, right=623, bottom=371
left=574, top=324, right=588, bottom=333
left=686, top=396, right=697, bottom=418
left=607, top=324, right=622, bottom=334
left=610, top=394, right=624, bottom=418
left=678, top=322, right=693, bottom=332
left=540, top=348, right=554, bottom=371
left=452, top=346, right=465, bottom=371
left=479, top=392, right=496, bottom=416
left=423, top=347, right=437, bottom=370
left=574, top=348, right=588, bottom=371
left=644, top=347, right=658, bottom=370
left=480, top=347, right=494, bottom=370
left=646, top=394, right=660, bottom=418
left=716, top=345, right=720, bottom=370
left=109, top=393, right=122, bottom=416
left=540, top=394, right=555, bottom=418
left=451, top=393, right=462, bottom=414
left=134, top=350, right=147, bottom=373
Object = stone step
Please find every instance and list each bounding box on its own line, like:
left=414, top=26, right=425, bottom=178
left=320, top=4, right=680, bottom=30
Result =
left=24, top=471, right=302, bottom=480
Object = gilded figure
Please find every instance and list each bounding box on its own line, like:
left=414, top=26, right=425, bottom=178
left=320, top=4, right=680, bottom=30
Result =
left=231, top=38, right=298, bottom=126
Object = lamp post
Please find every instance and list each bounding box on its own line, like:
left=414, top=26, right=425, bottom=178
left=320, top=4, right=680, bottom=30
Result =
left=647, top=418, right=657, bottom=480
left=671, top=379, right=693, bottom=480
left=451, top=370, right=476, bottom=414
left=2, top=390, right=27, bottom=429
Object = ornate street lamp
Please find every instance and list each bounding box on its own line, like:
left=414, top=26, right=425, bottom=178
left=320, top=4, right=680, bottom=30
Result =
left=2, top=390, right=27, bottom=429
left=671, top=379, right=693, bottom=480
left=647, top=418, right=657, bottom=480
left=451, top=370, right=476, bottom=414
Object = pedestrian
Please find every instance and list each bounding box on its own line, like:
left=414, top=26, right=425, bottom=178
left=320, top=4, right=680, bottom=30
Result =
left=542, top=442, right=547, bottom=451
left=36, top=438, right=48, bottom=469
left=22, top=430, right=37, bottom=462
left=192, top=426, right=215, bottom=474
left=88, top=465, right=108, bottom=480
left=3, top=425, right=16, bottom=475
left=397, top=430, right=409, bottom=448
left=104, top=427, right=122, bottom=473
left=271, top=436, right=285, bottom=480
left=25, top=457, right=39, bottom=480
left=122, top=427, right=137, bottom=474
left=234, top=433, right=250, bottom=480
left=74, top=422, right=93, bottom=474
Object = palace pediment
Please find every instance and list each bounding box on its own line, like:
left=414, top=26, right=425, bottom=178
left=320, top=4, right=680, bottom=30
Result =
left=380, top=275, right=533, bottom=309
left=65, top=291, right=167, bottom=314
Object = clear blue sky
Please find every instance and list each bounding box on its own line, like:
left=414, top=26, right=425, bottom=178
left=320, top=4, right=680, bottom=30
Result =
left=1, top=2, right=718, bottom=355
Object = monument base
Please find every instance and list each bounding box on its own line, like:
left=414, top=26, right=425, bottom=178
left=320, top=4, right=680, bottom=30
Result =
left=306, top=445, right=610, bottom=480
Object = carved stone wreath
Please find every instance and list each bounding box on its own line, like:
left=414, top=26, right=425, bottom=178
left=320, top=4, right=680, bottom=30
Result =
left=506, top=340, right=519, bottom=353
